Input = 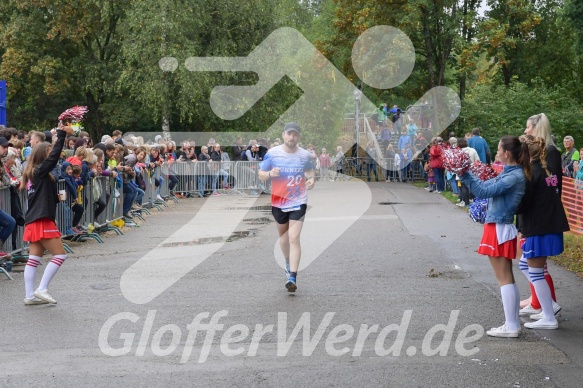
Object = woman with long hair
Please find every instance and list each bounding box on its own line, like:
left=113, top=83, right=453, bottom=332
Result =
left=21, top=125, right=75, bottom=305
left=459, top=135, right=530, bottom=337
left=517, top=135, right=569, bottom=329
left=519, top=113, right=563, bottom=317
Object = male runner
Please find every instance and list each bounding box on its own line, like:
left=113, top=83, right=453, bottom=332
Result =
left=259, top=122, right=315, bottom=292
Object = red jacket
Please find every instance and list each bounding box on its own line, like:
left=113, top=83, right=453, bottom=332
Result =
left=429, top=145, right=444, bottom=169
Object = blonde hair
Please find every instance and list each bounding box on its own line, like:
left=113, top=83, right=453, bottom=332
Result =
left=527, top=113, right=554, bottom=147
left=21, top=142, right=53, bottom=189
left=83, top=148, right=95, bottom=163
left=74, top=145, right=87, bottom=159
left=520, top=134, right=549, bottom=177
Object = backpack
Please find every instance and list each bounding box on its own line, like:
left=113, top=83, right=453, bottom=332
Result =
left=241, top=148, right=248, bottom=161
left=92, top=177, right=102, bottom=203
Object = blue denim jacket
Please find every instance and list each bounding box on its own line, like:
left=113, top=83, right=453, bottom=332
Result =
left=460, top=165, right=525, bottom=224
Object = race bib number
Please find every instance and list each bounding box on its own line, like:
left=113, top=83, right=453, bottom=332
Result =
left=281, top=205, right=301, bottom=213
left=286, top=174, right=303, bottom=198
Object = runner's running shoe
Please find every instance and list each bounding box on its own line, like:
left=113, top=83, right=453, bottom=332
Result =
left=286, top=276, right=297, bottom=292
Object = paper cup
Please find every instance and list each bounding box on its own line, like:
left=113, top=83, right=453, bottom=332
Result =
left=58, top=190, right=67, bottom=201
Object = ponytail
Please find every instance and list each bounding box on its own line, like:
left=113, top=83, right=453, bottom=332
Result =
left=519, top=141, right=531, bottom=180
left=519, top=134, right=549, bottom=178
left=500, top=135, right=530, bottom=179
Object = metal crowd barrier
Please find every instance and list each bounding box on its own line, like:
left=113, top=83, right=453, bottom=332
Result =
left=337, top=157, right=426, bottom=182
left=156, top=165, right=171, bottom=199
left=94, top=176, right=113, bottom=226
left=0, top=186, right=27, bottom=262
left=104, top=175, right=124, bottom=223
left=172, top=161, right=197, bottom=196
left=141, top=168, right=159, bottom=208
left=149, top=166, right=170, bottom=207
left=232, top=161, right=260, bottom=192
left=192, top=161, right=212, bottom=196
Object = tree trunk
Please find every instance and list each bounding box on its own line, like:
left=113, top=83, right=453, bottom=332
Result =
left=421, top=7, right=435, bottom=89
left=162, top=115, right=171, bottom=140
left=502, top=64, right=511, bottom=86
left=86, top=92, right=102, bottom=142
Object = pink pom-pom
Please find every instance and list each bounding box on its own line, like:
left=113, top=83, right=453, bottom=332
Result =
left=470, top=160, right=499, bottom=181
left=58, top=106, right=88, bottom=122
left=443, top=148, right=471, bottom=175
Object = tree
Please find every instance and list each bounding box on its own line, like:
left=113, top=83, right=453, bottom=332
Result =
left=314, top=0, right=468, bottom=112
left=120, top=0, right=299, bottom=135
left=565, top=0, right=583, bottom=54
left=460, top=79, right=583, bottom=149
left=455, top=0, right=482, bottom=100
left=0, top=0, right=130, bottom=139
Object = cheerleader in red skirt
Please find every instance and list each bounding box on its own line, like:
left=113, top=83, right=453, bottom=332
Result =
left=459, top=136, right=531, bottom=338
left=22, top=124, right=75, bottom=305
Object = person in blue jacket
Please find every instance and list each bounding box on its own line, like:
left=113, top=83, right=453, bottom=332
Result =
left=459, top=135, right=530, bottom=338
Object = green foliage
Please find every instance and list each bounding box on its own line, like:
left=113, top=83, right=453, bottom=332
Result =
left=565, top=0, right=583, bottom=54
left=459, top=79, right=583, bottom=149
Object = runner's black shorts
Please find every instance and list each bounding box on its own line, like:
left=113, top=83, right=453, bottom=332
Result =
left=272, top=204, right=307, bottom=224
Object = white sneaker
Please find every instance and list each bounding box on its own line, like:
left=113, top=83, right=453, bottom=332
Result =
left=456, top=201, right=466, bottom=207
left=24, top=297, right=49, bottom=306
left=486, top=324, right=519, bottom=338
left=520, top=296, right=532, bottom=309
left=529, top=302, right=562, bottom=320
left=519, top=303, right=541, bottom=316
left=34, top=289, right=57, bottom=304
left=156, top=194, right=164, bottom=201
left=524, top=318, right=558, bottom=330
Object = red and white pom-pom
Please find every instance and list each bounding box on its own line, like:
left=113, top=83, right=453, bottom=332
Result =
left=443, top=148, right=471, bottom=175
left=58, top=105, right=88, bottom=122
left=470, top=160, right=499, bottom=181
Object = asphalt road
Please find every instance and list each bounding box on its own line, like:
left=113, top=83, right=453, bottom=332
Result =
left=1, top=181, right=582, bottom=387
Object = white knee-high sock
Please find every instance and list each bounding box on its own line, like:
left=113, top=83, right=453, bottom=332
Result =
left=513, top=282, right=520, bottom=324
left=519, top=256, right=530, bottom=283
left=529, top=266, right=555, bottom=321
left=38, top=255, right=67, bottom=292
left=24, top=255, right=42, bottom=299
left=501, top=284, right=519, bottom=331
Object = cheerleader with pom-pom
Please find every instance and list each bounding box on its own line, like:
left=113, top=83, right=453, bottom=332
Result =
left=456, top=136, right=531, bottom=338
left=21, top=124, right=76, bottom=305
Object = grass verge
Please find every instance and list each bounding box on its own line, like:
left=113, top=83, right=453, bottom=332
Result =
left=552, top=233, right=583, bottom=278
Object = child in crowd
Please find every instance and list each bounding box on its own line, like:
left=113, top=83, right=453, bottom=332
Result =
left=426, top=165, right=436, bottom=192
left=62, top=163, right=85, bottom=235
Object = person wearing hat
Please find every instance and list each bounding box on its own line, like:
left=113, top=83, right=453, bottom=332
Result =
left=0, top=137, right=16, bottom=263
left=258, top=122, right=315, bottom=292
left=42, top=130, right=54, bottom=144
